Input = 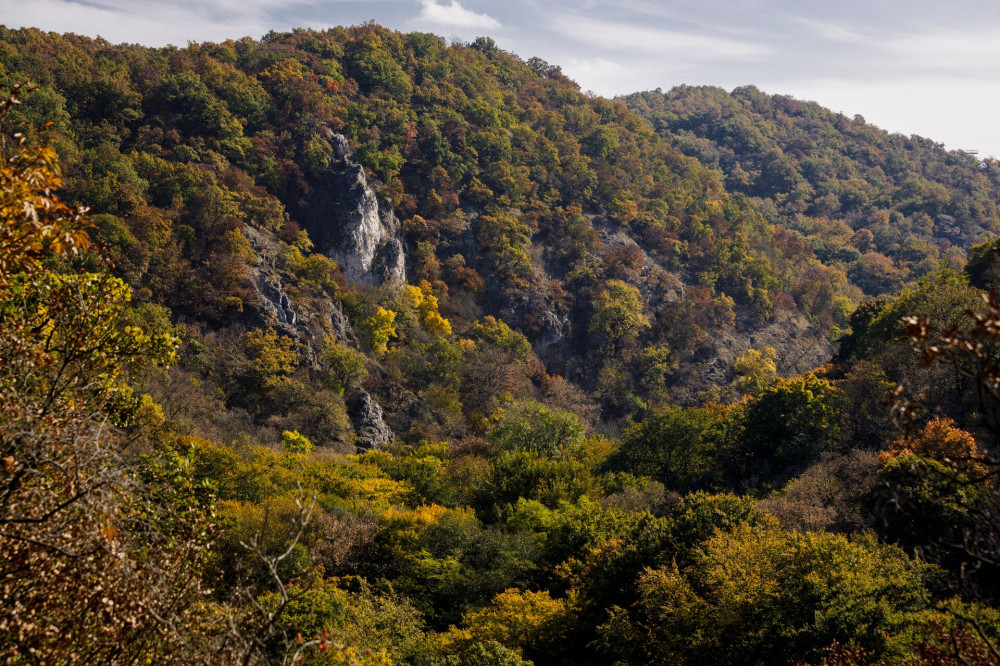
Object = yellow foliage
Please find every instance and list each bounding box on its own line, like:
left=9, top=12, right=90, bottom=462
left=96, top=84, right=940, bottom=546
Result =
left=697, top=523, right=785, bottom=606
left=402, top=284, right=425, bottom=308
left=401, top=283, right=452, bottom=337
left=260, top=58, right=305, bottom=84
left=457, top=588, right=573, bottom=657
left=243, top=328, right=299, bottom=384
left=133, top=393, right=167, bottom=435
left=350, top=477, right=411, bottom=509
left=323, top=646, right=393, bottom=665
left=281, top=429, right=314, bottom=454
left=421, top=294, right=452, bottom=336
left=734, top=346, right=778, bottom=396
left=381, top=503, right=448, bottom=529
left=221, top=228, right=257, bottom=264
left=366, top=307, right=398, bottom=355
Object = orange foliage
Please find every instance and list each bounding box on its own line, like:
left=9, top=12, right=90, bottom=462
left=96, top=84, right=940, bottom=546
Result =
left=880, top=418, right=989, bottom=479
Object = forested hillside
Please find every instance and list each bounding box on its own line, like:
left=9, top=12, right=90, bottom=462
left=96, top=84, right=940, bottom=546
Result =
left=2, top=23, right=1000, bottom=665
left=625, top=86, right=1000, bottom=296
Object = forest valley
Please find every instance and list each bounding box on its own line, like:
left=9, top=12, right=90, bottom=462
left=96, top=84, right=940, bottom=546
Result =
left=4, top=23, right=1000, bottom=665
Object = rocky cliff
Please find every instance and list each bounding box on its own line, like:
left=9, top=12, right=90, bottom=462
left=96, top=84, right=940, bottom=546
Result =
left=243, top=224, right=394, bottom=450
left=563, top=215, right=834, bottom=405
left=303, top=133, right=406, bottom=287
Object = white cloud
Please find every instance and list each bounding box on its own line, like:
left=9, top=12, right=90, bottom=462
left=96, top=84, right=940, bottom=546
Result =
left=878, top=25, right=1000, bottom=70
left=558, top=55, right=691, bottom=96
left=561, top=56, right=629, bottom=93
left=548, top=14, right=770, bottom=60
left=0, top=0, right=274, bottom=45
left=417, top=0, right=500, bottom=30
left=791, top=17, right=865, bottom=43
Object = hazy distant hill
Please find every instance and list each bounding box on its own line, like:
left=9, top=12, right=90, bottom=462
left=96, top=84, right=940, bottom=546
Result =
left=625, top=85, right=1000, bottom=297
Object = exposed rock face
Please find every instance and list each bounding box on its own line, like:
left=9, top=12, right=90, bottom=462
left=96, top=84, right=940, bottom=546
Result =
left=534, top=309, right=571, bottom=349
left=573, top=215, right=834, bottom=405
left=306, top=134, right=405, bottom=287
left=244, top=225, right=396, bottom=449
left=347, top=389, right=394, bottom=451
left=244, top=225, right=310, bottom=342
left=934, top=213, right=987, bottom=250
left=244, top=223, right=357, bottom=354
left=326, top=299, right=354, bottom=345
left=664, top=309, right=833, bottom=405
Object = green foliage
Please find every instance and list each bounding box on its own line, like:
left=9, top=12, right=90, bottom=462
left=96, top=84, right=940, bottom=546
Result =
left=665, top=491, right=771, bottom=557
left=608, top=405, right=728, bottom=493
left=871, top=450, right=990, bottom=555
left=258, top=577, right=431, bottom=664
left=853, top=271, right=981, bottom=356
left=594, top=361, right=647, bottom=417
left=356, top=443, right=457, bottom=506
left=477, top=211, right=536, bottom=287
left=834, top=271, right=984, bottom=430
left=637, top=344, right=672, bottom=394
left=345, top=30, right=413, bottom=100
left=280, top=243, right=339, bottom=293
left=436, top=640, right=533, bottom=666
left=0, top=23, right=933, bottom=431
left=6, top=28, right=1000, bottom=665
left=365, top=503, right=542, bottom=627
left=734, top=373, right=847, bottom=490
left=322, top=336, right=368, bottom=394
left=589, top=279, right=650, bottom=352
left=470, top=316, right=532, bottom=362
left=481, top=449, right=604, bottom=512
left=626, top=85, right=1000, bottom=304
left=964, top=236, right=1000, bottom=291
left=489, top=401, right=586, bottom=457
left=597, top=524, right=940, bottom=665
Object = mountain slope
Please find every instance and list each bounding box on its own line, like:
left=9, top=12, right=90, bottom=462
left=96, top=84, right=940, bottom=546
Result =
left=0, top=25, right=992, bottom=430
left=0, top=25, right=838, bottom=424
left=625, top=85, right=1000, bottom=300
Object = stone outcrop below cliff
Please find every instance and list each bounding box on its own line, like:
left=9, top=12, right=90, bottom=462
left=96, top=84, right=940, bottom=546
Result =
left=575, top=216, right=834, bottom=405
left=668, top=309, right=833, bottom=404
left=347, top=389, right=394, bottom=450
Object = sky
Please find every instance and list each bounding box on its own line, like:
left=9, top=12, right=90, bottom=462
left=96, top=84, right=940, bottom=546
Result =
left=5, top=0, right=1000, bottom=157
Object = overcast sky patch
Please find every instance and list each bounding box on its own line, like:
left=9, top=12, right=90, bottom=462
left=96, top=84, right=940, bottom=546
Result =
left=791, top=17, right=867, bottom=44
left=3, top=0, right=1000, bottom=156
left=878, top=25, right=1000, bottom=71
left=548, top=15, right=771, bottom=60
